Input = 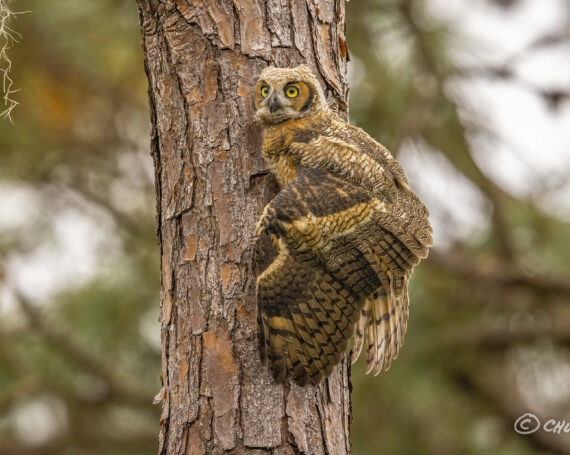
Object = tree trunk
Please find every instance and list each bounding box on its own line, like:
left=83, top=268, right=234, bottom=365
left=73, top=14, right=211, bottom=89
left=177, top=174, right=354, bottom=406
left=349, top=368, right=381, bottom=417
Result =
left=137, top=1, right=350, bottom=453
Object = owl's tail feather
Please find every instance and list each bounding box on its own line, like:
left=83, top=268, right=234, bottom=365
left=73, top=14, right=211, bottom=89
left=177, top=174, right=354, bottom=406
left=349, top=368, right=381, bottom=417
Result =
left=351, top=299, right=371, bottom=364
left=374, top=293, right=392, bottom=374
left=382, top=272, right=397, bottom=370
left=353, top=274, right=410, bottom=375
left=365, top=298, right=380, bottom=374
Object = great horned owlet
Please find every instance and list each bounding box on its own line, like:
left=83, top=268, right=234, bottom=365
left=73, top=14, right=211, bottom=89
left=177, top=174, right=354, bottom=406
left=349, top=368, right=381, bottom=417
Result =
left=252, top=65, right=433, bottom=386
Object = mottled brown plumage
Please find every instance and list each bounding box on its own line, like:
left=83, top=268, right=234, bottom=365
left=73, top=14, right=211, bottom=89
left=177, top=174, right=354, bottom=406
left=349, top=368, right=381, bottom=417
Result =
left=252, top=65, right=433, bottom=386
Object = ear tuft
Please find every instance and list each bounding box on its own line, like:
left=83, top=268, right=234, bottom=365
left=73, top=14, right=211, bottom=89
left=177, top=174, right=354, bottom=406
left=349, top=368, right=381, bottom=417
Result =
left=296, top=64, right=313, bottom=73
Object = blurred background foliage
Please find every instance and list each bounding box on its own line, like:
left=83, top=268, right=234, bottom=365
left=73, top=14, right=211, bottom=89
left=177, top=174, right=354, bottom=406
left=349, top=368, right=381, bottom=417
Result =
left=0, top=0, right=569, bottom=454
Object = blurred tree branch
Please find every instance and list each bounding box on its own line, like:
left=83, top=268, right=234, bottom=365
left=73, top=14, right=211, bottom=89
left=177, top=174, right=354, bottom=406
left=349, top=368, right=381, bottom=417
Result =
left=14, top=292, right=152, bottom=409
left=0, top=375, right=42, bottom=411
left=428, top=250, right=570, bottom=297
left=445, top=324, right=570, bottom=349
left=398, top=0, right=519, bottom=261
left=0, top=430, right=157, bottom=455
left=450, top=364, right=570, bottom=455
left=452, top=65, right=570, bottom=111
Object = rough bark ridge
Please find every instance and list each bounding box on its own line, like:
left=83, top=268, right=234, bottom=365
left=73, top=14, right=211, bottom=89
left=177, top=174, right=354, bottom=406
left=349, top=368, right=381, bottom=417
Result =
left=137, top=1, right=350, bottom=453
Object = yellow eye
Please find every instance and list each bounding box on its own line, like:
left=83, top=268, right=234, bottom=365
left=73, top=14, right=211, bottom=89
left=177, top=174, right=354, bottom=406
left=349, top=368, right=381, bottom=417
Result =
left=285, top=86, right=299, bottom=98
left=261, top=86, right=269, bottom=97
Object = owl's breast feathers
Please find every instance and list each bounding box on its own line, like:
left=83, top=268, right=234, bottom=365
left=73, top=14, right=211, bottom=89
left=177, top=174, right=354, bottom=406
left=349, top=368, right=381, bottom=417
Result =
left=254, top=112, right=433, bottom=386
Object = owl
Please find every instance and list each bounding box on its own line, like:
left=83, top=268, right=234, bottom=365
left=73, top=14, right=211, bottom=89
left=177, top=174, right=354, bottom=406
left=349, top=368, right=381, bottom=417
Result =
left=252, top=65, right=433, bottom=386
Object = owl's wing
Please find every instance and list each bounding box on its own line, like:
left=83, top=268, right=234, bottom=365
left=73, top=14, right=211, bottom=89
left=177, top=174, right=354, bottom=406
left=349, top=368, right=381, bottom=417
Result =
left=253, top=167, right=430, bottom=385
left=288, top=133, right=397, bottom=197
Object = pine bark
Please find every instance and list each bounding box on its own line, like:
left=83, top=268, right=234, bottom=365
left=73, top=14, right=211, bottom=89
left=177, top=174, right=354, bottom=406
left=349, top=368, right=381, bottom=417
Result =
left=137, top=1, right=351, bottom=453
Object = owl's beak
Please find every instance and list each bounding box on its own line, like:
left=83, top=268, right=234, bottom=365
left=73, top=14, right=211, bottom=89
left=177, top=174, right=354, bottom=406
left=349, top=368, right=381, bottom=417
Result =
left=268, top=93, right=282, bottom=113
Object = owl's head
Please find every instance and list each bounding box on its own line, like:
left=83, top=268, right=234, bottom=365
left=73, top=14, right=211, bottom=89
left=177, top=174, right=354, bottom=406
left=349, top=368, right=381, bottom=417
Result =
left=253, top=65, right=327, bottom=125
